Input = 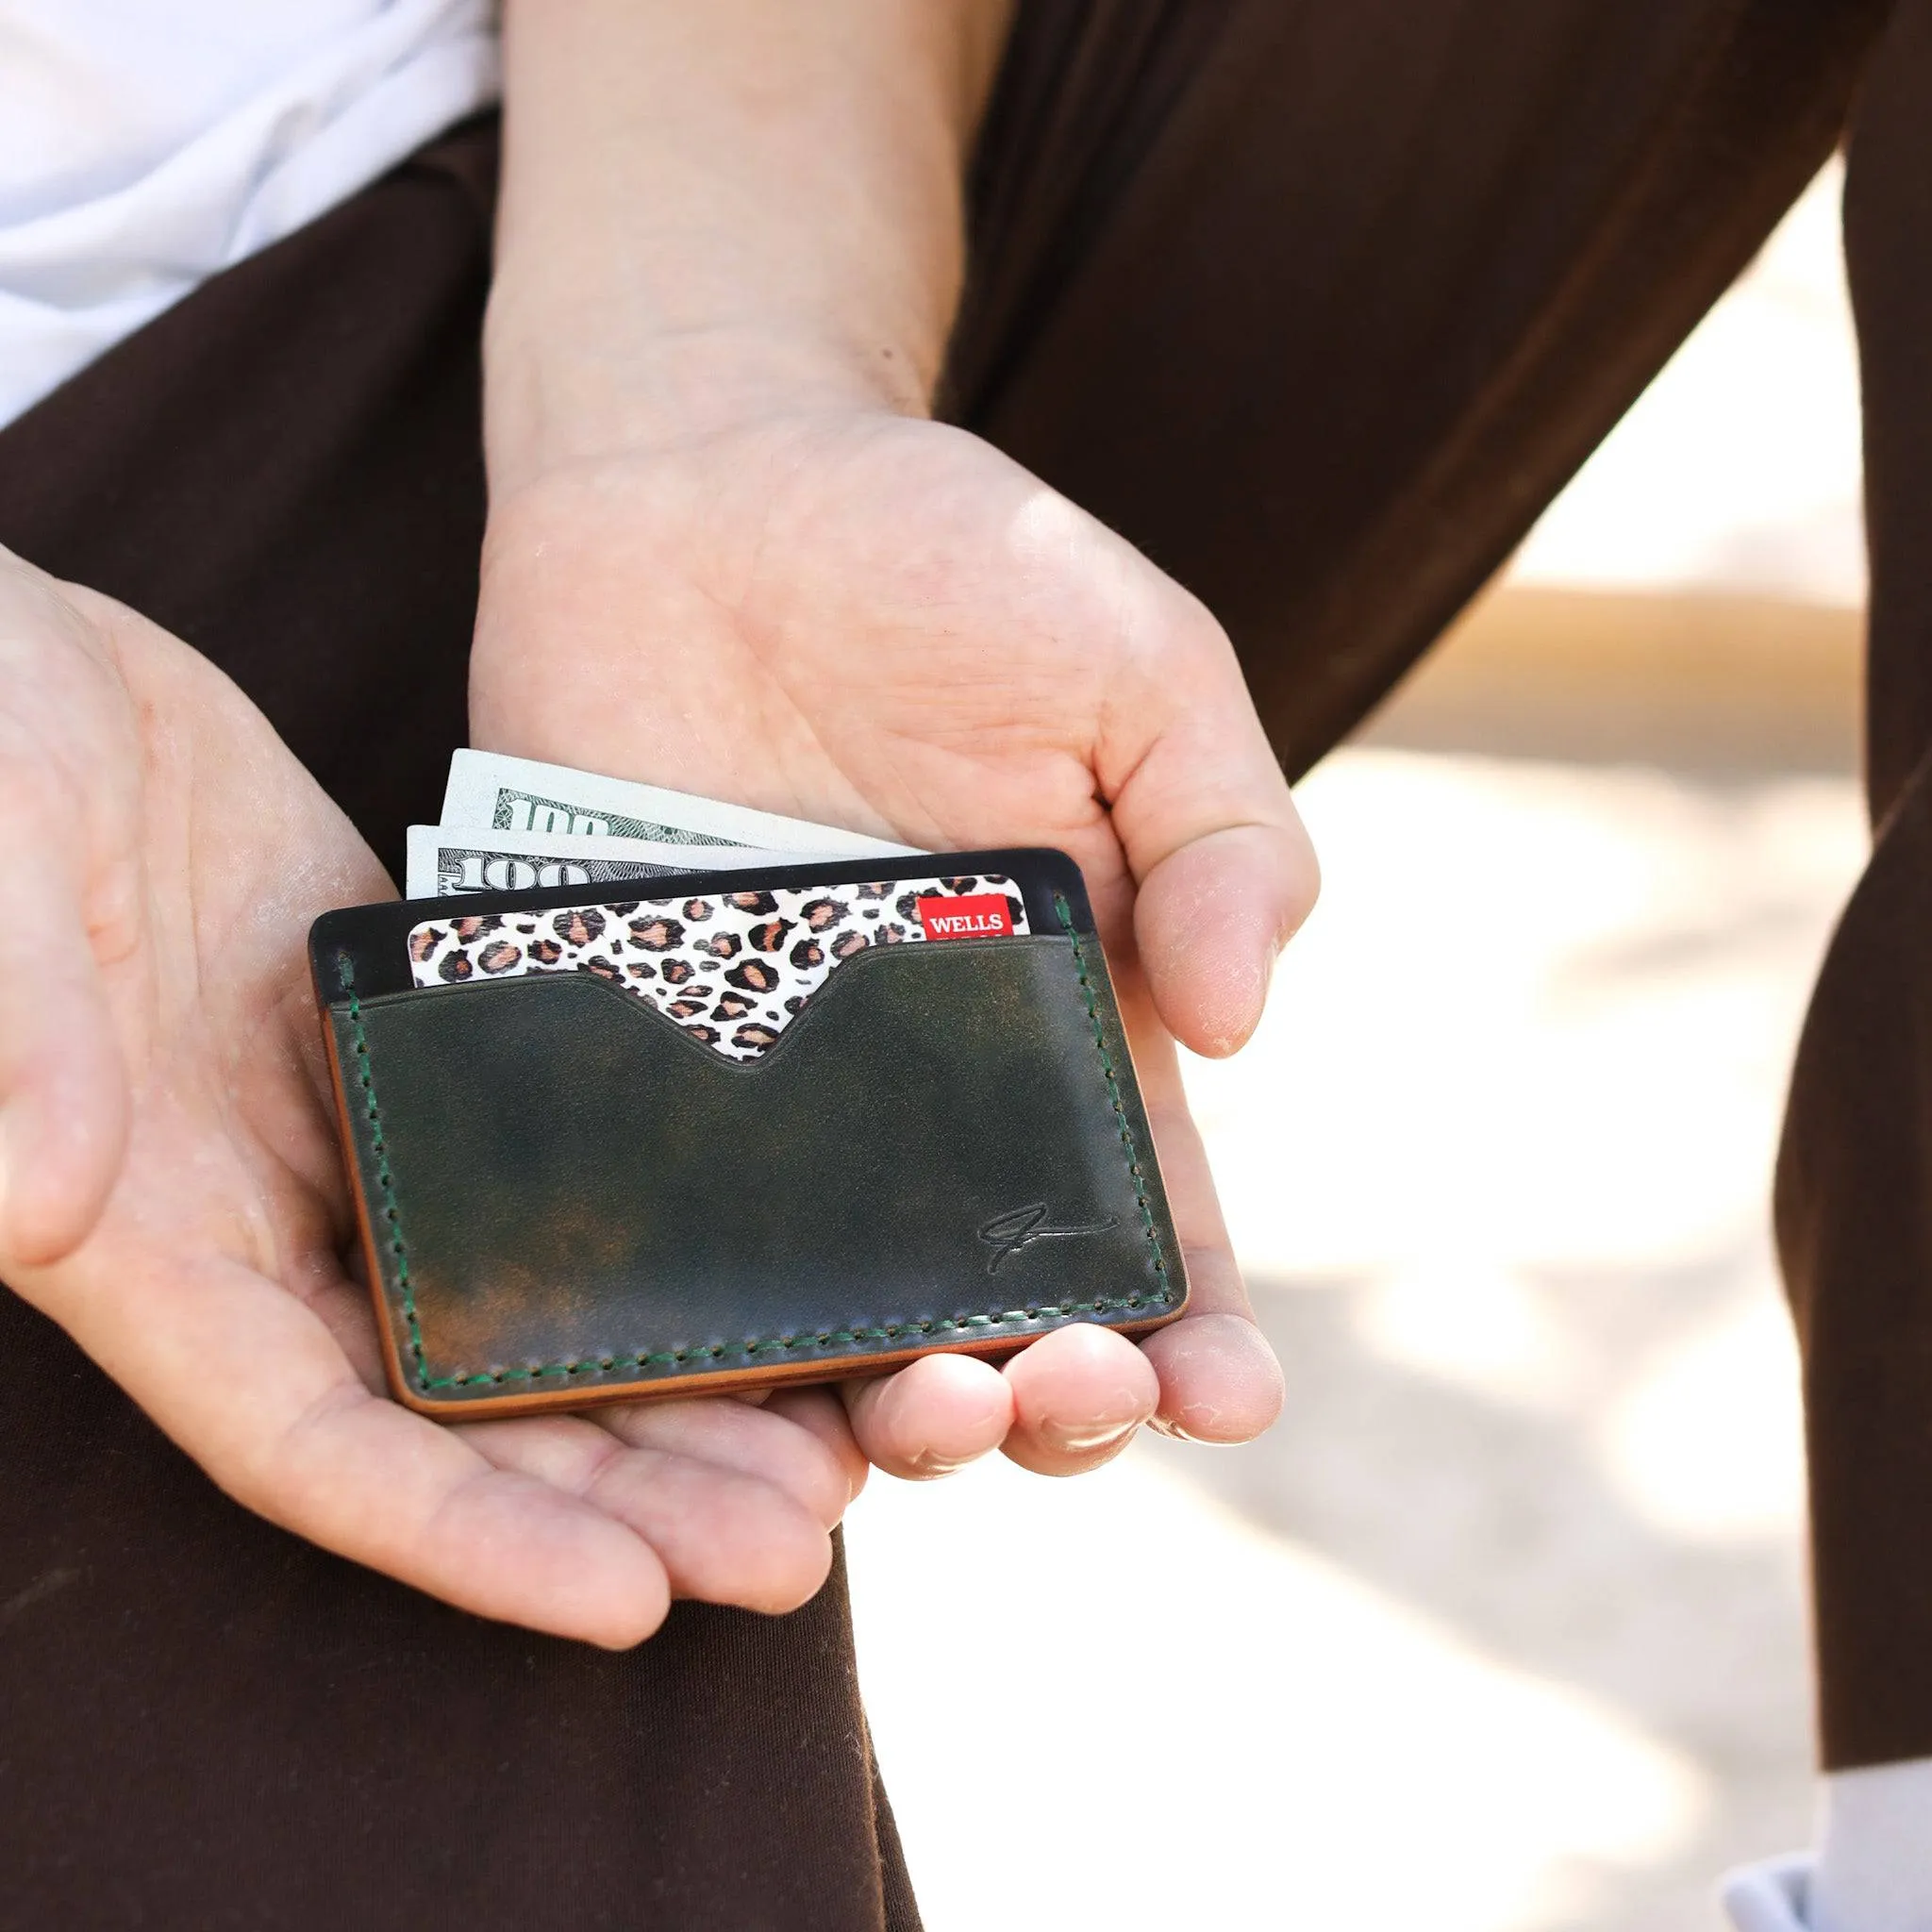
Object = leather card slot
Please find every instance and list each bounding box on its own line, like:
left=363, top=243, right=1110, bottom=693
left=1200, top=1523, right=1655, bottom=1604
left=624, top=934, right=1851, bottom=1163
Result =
left=331, top=933, right=1183, bottom=1408
left=403, top=872, right=1031, bottom=1063
left=358, top=933, right=1058, bottom=1073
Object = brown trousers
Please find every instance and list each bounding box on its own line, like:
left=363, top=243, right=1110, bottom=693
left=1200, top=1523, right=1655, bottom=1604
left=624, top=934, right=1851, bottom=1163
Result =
left=0, top=0, right=1923, bottom=1921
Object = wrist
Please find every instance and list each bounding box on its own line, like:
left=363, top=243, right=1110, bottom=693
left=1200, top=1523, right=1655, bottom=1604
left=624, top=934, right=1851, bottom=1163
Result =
left=483, top=0, right=1012, bottom=495
left=482, top=308, right=932, bottom=499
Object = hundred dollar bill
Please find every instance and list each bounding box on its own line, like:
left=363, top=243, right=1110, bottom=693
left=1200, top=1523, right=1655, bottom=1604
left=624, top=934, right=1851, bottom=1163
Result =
left=406, top=825, right=795, bottom=900
left=441, top=749, right=914, bottom=858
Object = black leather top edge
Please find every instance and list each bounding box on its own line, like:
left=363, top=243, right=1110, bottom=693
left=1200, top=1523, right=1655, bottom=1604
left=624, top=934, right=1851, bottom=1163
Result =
left=310, top=845, right=1093, bottom=1002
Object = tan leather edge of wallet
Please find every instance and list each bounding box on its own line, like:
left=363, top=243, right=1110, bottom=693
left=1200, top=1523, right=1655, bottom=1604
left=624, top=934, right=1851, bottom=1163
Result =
left=384, top=1303, right=1189, bottom=1423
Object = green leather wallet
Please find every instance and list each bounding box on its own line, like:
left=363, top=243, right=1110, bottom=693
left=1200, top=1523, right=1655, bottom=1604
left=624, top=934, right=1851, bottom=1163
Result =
left=308, top=847, right=1186, bottom=1418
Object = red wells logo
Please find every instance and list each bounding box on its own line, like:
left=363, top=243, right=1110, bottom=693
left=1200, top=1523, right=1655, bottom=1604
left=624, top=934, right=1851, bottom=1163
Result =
left=916, top=893, right=1015, bottom=941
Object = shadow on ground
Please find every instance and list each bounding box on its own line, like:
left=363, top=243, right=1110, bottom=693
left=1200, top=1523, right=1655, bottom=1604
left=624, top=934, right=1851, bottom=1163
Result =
left=1143, top=1252, right=1813, bottom=1925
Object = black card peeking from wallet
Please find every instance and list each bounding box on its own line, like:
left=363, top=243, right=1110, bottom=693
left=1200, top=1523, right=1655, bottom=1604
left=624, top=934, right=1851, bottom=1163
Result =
left=310, top=847, right=1186, bottom=1419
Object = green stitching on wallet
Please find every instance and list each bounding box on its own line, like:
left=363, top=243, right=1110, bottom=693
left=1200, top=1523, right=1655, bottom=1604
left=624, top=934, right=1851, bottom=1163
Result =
left=338, top=955, right=431, bottom=1387
left=339, top=917, right=1172, bottom=1394
left=409, top=1287, right=1164, bottom=1391
left=1053, top=893, right=1174, bottom=1291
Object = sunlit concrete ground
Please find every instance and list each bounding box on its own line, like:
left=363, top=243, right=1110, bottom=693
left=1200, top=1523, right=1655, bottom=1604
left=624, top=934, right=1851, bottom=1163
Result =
left=845, top=168, right=1865, bottom=1931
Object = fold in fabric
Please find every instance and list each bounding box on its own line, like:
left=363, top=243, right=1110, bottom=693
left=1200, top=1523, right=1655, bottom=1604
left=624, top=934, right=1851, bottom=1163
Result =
left=0, top=0, right=499, bottom=427
left=1724, top=1759, right=1932, bottom=1932
left=1724, top=1856, right=1812, bottom=1932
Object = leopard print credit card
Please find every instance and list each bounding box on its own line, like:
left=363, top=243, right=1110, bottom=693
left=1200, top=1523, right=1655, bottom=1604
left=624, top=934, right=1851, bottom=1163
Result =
left=405, top=874, right=1028, bottom=1062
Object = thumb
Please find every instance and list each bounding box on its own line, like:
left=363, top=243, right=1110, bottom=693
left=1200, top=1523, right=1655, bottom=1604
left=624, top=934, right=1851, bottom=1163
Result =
left=1135, top=821, right=1316, bottom=1056
left=1105, top=632, right=1319, bottom=1058
left=0, top=833, right=130, bottom=1268
left=0, top=559, right=139, bottom=1270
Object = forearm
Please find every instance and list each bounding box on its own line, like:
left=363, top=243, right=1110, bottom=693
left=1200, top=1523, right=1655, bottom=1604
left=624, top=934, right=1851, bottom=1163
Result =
left=486, top=0, right=1012, bottom=491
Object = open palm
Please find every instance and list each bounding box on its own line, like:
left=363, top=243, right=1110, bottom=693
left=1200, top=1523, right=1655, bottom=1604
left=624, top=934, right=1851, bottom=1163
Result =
left=474, top=410, right=1321, bottom=1476
left=0, top=552, right=858, bottom=1645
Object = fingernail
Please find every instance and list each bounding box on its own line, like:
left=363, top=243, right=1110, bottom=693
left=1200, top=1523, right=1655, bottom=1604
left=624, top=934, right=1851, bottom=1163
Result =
left=1038, top=1416, right=1140, bottom=1456
left=904, top=1449, right=972, bottom=1479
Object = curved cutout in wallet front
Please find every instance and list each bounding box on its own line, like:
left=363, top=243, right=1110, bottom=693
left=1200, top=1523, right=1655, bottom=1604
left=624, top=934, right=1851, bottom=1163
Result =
left=312, top=849, right=1186, bottom=1418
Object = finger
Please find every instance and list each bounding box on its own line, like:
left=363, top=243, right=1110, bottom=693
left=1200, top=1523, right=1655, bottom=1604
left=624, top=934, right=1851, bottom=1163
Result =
left=592, top=1391, right=856, bottom=1528
left=1129, top=1022, right=1286, bottom=1444
left=1001, top=1320, right=1159, bottom=1476
left=45, top=1095, right=824, bottom=1632
left=0, top=833, right=129, bottom=1267
left=1135, top=822, right=1318, bottom=1057
left=460, top=1409, right=833, bottom=1615
left=1101, top=608, right=1319, bottom=1057
left=1141, top=1307, right=1286, bottom=1443
left=273, top=1398, right=675, bottom=1645
left=841, top=1351, right=1014, bottom=1478
left=177, top=1257, right=830, bottom=1621
left=21, top=1216, right=678, bottom=1646
left=212, top=1310, right=676, bottom=1644
left=760, top=1384, right=869, bottom=1506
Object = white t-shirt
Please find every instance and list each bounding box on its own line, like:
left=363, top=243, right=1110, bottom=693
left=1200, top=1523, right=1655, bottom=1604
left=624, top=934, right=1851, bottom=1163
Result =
left=0, top=1, right=501, bottom=428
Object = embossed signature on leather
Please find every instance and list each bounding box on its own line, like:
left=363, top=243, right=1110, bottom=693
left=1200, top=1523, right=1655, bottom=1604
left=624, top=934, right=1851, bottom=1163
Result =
left=310, top=848, right=1188, bottom=1420
left=975, top=1204, right=1122, bottom=1274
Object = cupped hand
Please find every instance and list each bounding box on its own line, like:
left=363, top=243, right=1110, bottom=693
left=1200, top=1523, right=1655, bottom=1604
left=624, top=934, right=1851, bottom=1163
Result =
left=0, top=549, right=862, bottom=1646
left=473, top=408, right=1320, bottom=1478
